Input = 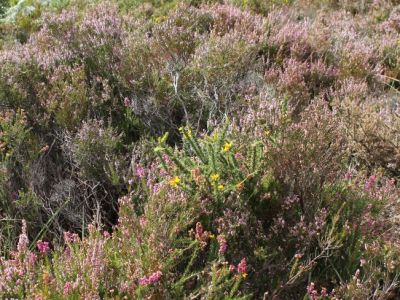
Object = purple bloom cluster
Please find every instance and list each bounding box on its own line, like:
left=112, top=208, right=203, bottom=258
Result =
left=138, top=271, right=162, bottom=286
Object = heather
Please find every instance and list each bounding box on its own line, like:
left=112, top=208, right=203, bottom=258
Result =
left=0, top=0, right=400, bottom=299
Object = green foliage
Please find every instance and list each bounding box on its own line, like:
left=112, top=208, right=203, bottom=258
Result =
left=0, top=0, right=400, bottom=298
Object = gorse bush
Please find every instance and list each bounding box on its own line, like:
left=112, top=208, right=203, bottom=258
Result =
left=0, top=0, right=400, bottom=299
left=1, top=126, right=399, bottom=299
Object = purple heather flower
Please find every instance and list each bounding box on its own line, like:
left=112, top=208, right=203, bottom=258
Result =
left=17, top=221, right=29, bottom=253
left=237, top=258, right=247, bottom=274
left=135, top=165, right=145, bottom=178
left=63, top=281, right=73, bottom=296
left=138, top=271, right=162, bottom=286
left=37, top=240, right=50, bottom=254
left=217, top=235, right=227, bottom=254
left=365, top=175, right=377, bottom=192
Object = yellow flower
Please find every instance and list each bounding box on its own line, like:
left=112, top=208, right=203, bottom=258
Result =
left=217, top=184, right=224, bottom=191
left=186, top=129, right=192, bottom=138
left=209, top=234, right=215, bottom=238
left=169, top=176, right=181, bottom=187
left=242, top=273, right=248, bottom=279
left=210, top=174, right=220, bottom=182
left=222, top=142, right=232, bottom=152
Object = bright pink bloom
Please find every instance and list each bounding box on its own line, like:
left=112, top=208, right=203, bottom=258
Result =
left=237, top=258, right=247, bottom=274
left=63, top=281, right=73, bottom=296
left=135, top=165, right=145, bottom=178
left=307, top=282, right=318, bottom=299
left=37, top=240, right=50, bottom=253
left=138, top=271, right=162, bottom=286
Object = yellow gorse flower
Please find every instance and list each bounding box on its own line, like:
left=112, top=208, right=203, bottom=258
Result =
left=169, top=176, right=181, bottom=187
left=217, top=184, right=224, bottom=191
left=222, top=142, right=232, bottom=152
left=210, top=174, right=220, bottom=182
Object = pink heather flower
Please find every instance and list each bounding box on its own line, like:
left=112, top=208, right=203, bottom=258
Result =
left=234, top=152, right=243, bottom=160
left=37, top=240, right=50, bottom=253
left=195, top=222, right=204, bottom=237
left=124, top=97, right=130, bottom=107
left=63, top=281, right=73, bottom=296
left=64, top=231, right=80, bottom=243
left=307, top=282, right=317, bottom=298
left=139, top=215, right=147, bottom=227
left=17, top=220, right=29, bottom=253
left=27, top=252, right=38, bottom=267
left=294, top=253, right=303, bottom=259
left=229, top=264, right=236, bottom=272
left=135, top=165, right=145, bottom=178
left=148, top=271, right=162, bottom=284
left=237, top=258, right=247, bottom=274
left=138, top=271, right=162, bottom=286
left=364, top=175, right=377, bottom=192
left=217, top=235, right=227, bottom=254
left=162, top=154, right=172, bottom=165
left=344, top=170, right=353, bottom=181
left=138, top=277, right=149, bottom=285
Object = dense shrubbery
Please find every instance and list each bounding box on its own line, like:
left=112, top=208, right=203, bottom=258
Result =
left=0, top=0, right=399, bottom=299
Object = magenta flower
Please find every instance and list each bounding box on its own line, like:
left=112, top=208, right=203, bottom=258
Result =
left=344, top=170, right=353, bottom=181
left=135, top=165, right=145, bottom=178
left=64, top=231, right=80, bottom=243
left=63, top=281, right=73, bottom=296
left=217, top=235, right=227, bottom=254
left=37, top=240, right=50, bottom=254
left=364, top=175, right=377, bottom=192
left=138, top=271, right=162, bottom=286
left=307, top=282, right=318, bottom=298
left=237, top=258, right=247, bottom=274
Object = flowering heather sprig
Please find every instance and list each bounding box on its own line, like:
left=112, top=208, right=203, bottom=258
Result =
left=135, top=165, right=145, bottom=178
left=307, top=282, right=318, bottom=299
left=364, top=175, right=377, bottom=192
left=138, top=271, right=162, bottom=286
left=63, top=282, right=73, bottom=296
left=17, top=220, right=28, bottom=253
left=64, top=231, right=80, bottom=244
left=124, top=97, right=131, bottom=107
left=217, top=235, right=227, bottom=254
left=195, top=222, right=204, bottom=238
left=237, top=258, right=247, bottom=274
left=37, top=240, right=50, bottom=254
